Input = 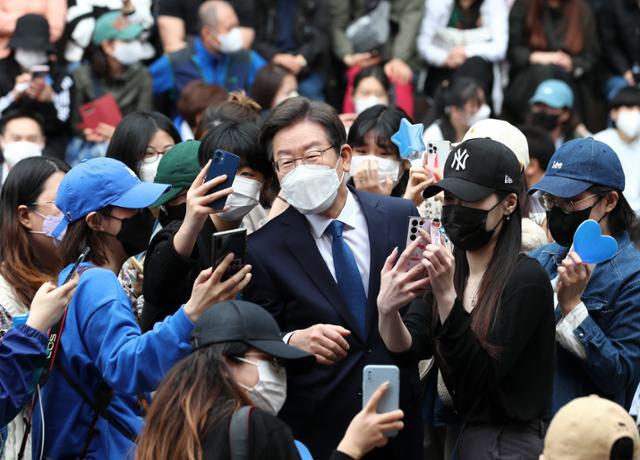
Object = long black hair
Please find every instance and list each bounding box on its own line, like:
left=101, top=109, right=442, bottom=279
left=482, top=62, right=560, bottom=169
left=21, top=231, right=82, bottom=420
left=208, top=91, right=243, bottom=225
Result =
left=0, top=156, right=69, bottom=306
left=424, top=77, right=483, bottom=142
left=106, top=111, right=181, bottom=175
left=450, top=192, right=522, bottom=356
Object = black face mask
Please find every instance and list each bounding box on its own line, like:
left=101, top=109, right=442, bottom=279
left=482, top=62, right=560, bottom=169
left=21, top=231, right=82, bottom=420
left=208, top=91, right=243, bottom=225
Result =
left=547, top=205, right=593, bottom=247
left=111, top=208, right=156, bottom=257
left=442, top=201, right=504, bottom=251
left=531, top=111, right=560, bottom=131
left=158, top=203, right=186, bottom=227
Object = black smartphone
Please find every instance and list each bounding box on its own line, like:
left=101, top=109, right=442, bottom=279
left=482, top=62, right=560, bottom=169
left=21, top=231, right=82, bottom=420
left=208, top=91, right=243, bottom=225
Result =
left=212, top=228, right=247, bottom=281
left=31, top=64, right=50, bottom=79
left=205, top=149, right=241, bottom=210
left=63, top=246, right=91, bottom=284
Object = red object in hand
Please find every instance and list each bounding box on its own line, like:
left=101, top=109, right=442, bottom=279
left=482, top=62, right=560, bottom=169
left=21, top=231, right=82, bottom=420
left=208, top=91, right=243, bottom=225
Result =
left=78, top=93, right=122, bottom=131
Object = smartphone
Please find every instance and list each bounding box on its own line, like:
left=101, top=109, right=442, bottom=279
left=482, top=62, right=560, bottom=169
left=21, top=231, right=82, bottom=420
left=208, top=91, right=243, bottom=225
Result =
left=212, top=228, right=247, bottom=281
left=62, top=247, right=91, bottom=285
left=362, top=365, right=400, bottom=437
left=425, top=140, right=451, bottom=172
left=205, top=149, right=240, bottom=210
left=405, top=216, right=430, bottom=270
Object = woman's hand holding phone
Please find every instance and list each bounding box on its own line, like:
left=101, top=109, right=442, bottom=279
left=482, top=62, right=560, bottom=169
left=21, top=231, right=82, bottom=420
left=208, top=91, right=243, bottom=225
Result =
left=418, top=228, right=456, bottom=323
left=184, top=253, right=252, bottom=322
left=377, top=237, right=430, bottom=316
left=26, top=278, right=79, bottom=333
left=173, top=161, right=233, bottom=257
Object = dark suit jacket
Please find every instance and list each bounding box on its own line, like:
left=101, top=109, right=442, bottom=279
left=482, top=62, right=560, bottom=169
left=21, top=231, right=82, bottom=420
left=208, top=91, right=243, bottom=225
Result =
left=244, top=189, right=422, bottom=460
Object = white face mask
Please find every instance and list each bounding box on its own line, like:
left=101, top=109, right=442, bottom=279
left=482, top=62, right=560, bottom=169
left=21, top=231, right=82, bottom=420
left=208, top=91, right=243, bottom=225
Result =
left=217, top=27, right=244, bottom=54
left=14, top=49, right=48, bottom=70
left=280, top=159, right=344, bottom=215
left=217, top=176, right=261, bottom=221
left=349, top=154, right=401, bottom=187
left=2, top=141, right=43, bottom=167
left=468, top=104, right=491, bottom=126
left=616, top=110, right=640, bottom=140
left=236, top=357, right=287, bottom=415
left=354, top=96, right=387, bottom=114
left=139, top=156, right=161, bottom=183
left=113, top=40, right=146, bottom=66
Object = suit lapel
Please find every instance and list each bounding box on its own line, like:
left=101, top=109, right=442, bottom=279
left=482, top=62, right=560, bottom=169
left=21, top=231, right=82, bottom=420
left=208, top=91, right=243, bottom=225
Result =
left=352, top=190, right=391, bottom=341
left=280, top=207, right=366, bottom=343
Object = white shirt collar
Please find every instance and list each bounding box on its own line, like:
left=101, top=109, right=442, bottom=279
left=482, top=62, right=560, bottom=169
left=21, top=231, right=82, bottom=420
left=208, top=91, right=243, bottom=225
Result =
left=305, top=190, right=360, bottom=239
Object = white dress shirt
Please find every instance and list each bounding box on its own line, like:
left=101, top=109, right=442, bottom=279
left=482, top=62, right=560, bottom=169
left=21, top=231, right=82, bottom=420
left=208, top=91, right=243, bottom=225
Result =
left=552, top=275, right=589, bottom=360
left=283, top=191, right=371, bottom=343
left=304, top=190, right=371, bottom=295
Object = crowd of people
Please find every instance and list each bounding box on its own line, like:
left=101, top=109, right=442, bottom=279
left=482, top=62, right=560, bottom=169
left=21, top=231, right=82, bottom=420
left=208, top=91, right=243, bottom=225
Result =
left=0, top=0, right=640, bottom=459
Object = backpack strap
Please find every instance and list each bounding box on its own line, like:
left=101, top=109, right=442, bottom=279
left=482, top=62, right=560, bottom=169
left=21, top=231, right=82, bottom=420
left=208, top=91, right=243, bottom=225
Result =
left=229, top=406, right=253, bottom=460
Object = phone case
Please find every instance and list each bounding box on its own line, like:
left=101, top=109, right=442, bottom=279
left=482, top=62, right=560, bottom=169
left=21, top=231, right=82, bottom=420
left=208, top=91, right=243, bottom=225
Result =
left=405, top=216, right=430, bottom=271
left=425, top=140, right=451, bottom=171
left=78, top=93, right=123, bottom=130
left=362, top=365, right=400, bottom=437
left=206, top=149, right=241, bottom=210
left=212, top=228, right=247, bottom=281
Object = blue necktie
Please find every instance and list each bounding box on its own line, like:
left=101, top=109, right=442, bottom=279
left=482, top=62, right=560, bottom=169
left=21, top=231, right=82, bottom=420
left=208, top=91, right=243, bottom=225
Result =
left=326, top=220, right=367, bottom=335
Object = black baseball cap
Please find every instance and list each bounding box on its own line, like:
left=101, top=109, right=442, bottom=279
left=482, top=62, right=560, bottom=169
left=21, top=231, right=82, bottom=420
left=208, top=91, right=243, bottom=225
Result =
left=423, top=137, right=521, bottom=202
left=190, top=300, right=314, bottom=366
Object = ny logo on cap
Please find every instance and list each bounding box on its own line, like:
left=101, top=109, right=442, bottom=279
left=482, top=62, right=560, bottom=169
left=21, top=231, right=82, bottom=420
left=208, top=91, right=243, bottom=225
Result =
left=451, top=149, right=469, bottom=171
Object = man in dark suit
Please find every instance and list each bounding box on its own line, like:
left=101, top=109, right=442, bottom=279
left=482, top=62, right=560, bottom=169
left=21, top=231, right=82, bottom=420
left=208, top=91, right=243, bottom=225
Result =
left=244, top=97, right=422, bottom=459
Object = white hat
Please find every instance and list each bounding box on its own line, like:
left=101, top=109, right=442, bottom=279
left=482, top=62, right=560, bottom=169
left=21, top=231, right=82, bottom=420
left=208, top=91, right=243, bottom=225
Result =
left=462, top=119, right=529, bottom=168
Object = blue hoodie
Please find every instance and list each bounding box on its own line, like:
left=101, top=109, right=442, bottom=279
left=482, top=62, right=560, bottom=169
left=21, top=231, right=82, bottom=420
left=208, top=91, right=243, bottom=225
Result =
left=32, top=264, right=194, bottom=459
left=0, top=325, right=46, bottom=426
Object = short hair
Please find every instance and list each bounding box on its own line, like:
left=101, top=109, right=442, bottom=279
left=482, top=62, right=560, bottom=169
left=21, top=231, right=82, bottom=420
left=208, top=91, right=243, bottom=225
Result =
left=1, top=109, right=45, bottom=136
left=177, top=81, right=228, bottom=128
left=520, top=124, right=554, bottom=171
left=198, top=121, right=273, bottom=182
left=353, top=66, right=390, bottom=94
left=260, top=97, right=346, bottom=161
left=250, top=64, right=292, bottom=110
left=347, top=105, right=409, bottom=160
left=195, top=91, right=261, bottom=139
left=611, top=87, right=640, bottom=109
left=198, top=0, right=219, bottom=29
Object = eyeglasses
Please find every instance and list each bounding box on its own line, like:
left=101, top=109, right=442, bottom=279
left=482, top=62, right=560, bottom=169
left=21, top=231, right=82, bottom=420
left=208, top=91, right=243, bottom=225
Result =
left=273, top=145, right=334, bottom=173
left=143, top=146, right=173, bottom=163
left=28, top=200, right=56, bottom=208
left=540, top=193, right=602, bottom=214
left=235, top=354, right=283, bottom=372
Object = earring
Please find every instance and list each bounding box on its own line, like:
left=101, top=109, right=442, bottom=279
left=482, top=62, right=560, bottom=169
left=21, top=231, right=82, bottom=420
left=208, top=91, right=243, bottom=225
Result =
left=506, top=214, right=511, bottom=221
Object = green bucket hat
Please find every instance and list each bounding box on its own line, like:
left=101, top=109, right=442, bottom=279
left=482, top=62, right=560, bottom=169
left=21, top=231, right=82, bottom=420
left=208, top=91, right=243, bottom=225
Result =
left=152, top=140, right=202, bottom=208
left=92, top=11, right=144, bottom=46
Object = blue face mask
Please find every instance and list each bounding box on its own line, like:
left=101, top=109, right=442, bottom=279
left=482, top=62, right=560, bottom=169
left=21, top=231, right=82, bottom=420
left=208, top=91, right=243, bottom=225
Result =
left=30, top=211, right=66, bottom=246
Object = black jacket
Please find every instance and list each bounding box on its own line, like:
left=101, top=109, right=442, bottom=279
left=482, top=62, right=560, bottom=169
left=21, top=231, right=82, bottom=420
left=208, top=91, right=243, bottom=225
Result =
left=598, top=0, right=640, bottom=76
left=141, top=218, right=216, bottom=331
left=397, top=255, right=555, bottom=426
left=252, top=0, right=330, bottom=71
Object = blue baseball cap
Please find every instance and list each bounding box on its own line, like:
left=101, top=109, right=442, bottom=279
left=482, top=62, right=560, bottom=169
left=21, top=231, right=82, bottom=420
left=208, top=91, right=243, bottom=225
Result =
left=529, top=138, right=625, bottom=198
left=52, top=158, right=170, bottom=238
left=529, top=79, right=574, bottom=109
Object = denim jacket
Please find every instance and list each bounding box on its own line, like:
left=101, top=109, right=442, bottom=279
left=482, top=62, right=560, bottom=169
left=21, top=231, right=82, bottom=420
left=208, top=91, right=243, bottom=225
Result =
left=530, top=231, right=640, bottom=413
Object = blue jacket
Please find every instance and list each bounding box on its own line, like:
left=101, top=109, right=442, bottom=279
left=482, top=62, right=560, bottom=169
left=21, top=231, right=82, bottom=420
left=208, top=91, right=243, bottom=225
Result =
left=32, top=264, right=194, bottom=460
left=0, top=325, right=46, bottom=426
left=150, top=38, right=266, bottom=96
left=530, top=232, right=640, bottom=413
